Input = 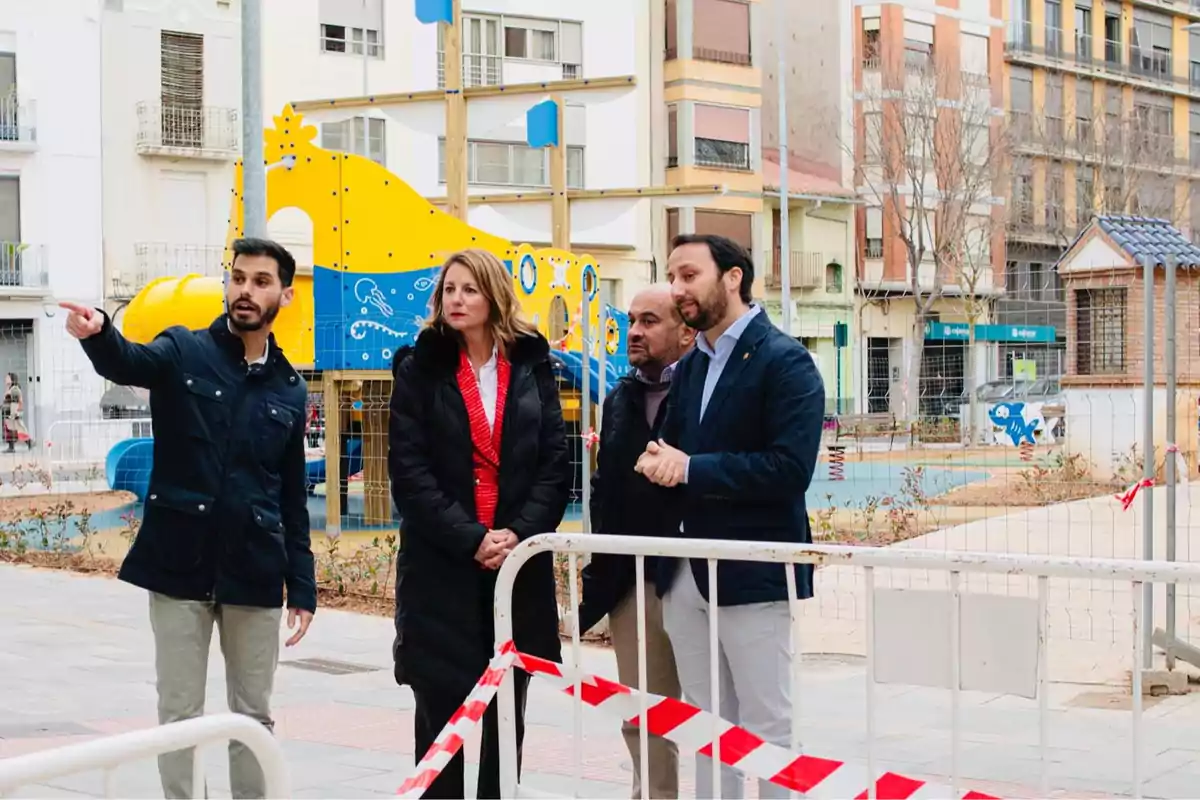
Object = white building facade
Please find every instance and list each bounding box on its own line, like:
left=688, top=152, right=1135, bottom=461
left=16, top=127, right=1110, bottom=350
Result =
left=0, top=1, right=106, bottom=444
left=262, top=0, right=654, bottom=307
left=100, top=0, right=241, bottom=307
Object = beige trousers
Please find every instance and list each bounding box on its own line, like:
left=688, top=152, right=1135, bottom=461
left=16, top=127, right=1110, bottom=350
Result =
left=149, top=592, right=282, bottom=799
left=609, top=582, right=682, bottom=799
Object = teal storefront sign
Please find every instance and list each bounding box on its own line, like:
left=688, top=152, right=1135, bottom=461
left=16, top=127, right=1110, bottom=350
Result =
left=924, top=322, right=1057, bottom=343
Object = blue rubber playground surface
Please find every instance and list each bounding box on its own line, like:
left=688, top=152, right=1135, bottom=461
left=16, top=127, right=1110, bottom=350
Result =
left=11, top=461, right=987, bottom=551
left=806, top=462, right=987, bottom=509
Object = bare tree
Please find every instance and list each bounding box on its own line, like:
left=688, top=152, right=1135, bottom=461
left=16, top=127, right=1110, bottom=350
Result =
left=854, top=58, right=1009, bottom=425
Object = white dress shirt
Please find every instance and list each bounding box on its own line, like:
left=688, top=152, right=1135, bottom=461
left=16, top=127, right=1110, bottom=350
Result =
left=682, top=304, right=763, bottom=483
left=477, top=345, right=499, bottom=430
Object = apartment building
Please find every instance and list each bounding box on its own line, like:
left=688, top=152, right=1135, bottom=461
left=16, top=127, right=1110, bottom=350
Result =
left=260, top=0, right=765, bottom=309
left=1005, top=0, right=1200, bottom=382
left=99, top=0, right=241, bottom=308
left=0, top=2, right=105, bottom=443
left=759, top=0, right=859, bottom=415
left=846, top=0, right=1008, bottom=418
left=663, top=0, right=765, bottom=290
left=263, top=0, right=636, bottom=307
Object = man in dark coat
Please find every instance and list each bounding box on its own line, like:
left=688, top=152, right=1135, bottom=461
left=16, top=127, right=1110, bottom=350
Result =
left=637, top=234, right=825, bottom=800
left=389, top=322, right=569, bottom=799
left=576, top=284, right=693, bottom=798
left=60, top=237, right=316, bottom=800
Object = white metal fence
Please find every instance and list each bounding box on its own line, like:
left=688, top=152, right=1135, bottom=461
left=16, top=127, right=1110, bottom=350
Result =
left=44, top=418, right=150, bottom=487
left=493, top=535, right=1200, bottom=800
left=0, top=713, right=290, bottom=799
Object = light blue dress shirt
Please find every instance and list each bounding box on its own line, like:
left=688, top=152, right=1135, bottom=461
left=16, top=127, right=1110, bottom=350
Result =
left=682, top=303, right=762, bottom=483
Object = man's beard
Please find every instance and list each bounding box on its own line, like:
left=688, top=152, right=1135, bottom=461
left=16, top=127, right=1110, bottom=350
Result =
left=680, top=285, right=728, bottom=332
left=227, top=298, right=280, bottom=332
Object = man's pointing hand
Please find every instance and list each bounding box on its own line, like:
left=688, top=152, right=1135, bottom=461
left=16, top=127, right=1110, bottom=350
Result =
left=59, top=302, right=103, bottom=340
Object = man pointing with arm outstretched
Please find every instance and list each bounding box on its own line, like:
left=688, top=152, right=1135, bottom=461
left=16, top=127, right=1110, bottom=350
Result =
left=61, top=237, right=316, bottom=800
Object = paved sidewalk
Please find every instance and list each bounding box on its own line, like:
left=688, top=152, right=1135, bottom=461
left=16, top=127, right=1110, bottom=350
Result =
left=3, top=564, right=1200, bottom=798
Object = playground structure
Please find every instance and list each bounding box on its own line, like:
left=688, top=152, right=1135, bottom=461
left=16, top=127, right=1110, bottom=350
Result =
left=105, top=105, right=630, bottom=528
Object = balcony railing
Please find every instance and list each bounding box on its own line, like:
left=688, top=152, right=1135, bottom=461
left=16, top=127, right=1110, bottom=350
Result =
left=135, top=103, right=239, bottom=156
left=0, top=95, right=36, bottom=146
left=1005, top=36, right=1200, bottom=98
left=1076, top=33, right=1094, bottom=64
left=0, top=243, right=49, bottom=291
left=765, top=251, right=841, bottom=291
left=694, top=138, right=750, bottom=171
left=1045, top=26, right=1064, bottom=57
left=113, top=243, right=225, bottom=298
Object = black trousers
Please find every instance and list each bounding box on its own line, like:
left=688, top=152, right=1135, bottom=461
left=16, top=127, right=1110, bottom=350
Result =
left=412, top=670, right=530, bottom=799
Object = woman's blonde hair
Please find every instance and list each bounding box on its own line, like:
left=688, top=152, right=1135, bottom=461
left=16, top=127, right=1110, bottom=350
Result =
left=427, top=249, right=538, bottom=347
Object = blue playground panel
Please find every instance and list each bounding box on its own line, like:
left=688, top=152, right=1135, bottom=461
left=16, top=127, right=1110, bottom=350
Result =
left=105, top=438, right=154, bottom=502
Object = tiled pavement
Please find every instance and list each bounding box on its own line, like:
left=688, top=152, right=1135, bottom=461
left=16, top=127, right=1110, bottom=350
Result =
left=4, top=564, right=1200, bottom=798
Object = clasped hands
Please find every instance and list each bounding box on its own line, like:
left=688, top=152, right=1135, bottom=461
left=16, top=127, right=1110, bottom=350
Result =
left=634, top=439, right=688, bottom=487
left=474, top=528, right=519, bottom=570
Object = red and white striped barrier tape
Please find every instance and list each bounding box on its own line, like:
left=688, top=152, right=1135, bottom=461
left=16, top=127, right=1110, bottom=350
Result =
left=1116, top=478, right=1154, bottom=511
left=397, top=642, right=1001, bottom=800
left=396, top=641, right=519, bottom=798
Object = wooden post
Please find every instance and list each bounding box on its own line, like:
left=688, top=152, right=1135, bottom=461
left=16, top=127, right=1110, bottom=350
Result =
left=362, top=378, right=391, bottom=525
left=443, top=0, right=468, bottom=221
left=550, top=93, right=570, bottom=250
left=322, top=372, right=342, bottom=537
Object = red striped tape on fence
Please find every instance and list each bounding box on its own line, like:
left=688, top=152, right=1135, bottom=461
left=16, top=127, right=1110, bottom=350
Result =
left=396, top=641, right=1001, bottom=799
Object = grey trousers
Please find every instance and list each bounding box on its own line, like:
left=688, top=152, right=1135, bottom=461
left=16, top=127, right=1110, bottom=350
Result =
left=609, top=582, right=682, bottom=799
left=662, top=569, right=794, bottom=800
left=148, top=592, right=282, bottom=799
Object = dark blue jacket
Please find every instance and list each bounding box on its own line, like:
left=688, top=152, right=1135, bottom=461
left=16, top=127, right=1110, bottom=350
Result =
left=577, top=373, right=678, bottom=633
left=658, top=310, right=825, bottom=606
left=79, top=313, right=317, bottom=612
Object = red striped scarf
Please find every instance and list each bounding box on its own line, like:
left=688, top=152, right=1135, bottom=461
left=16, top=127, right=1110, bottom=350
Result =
left=456, top=347, right=510, bottom=529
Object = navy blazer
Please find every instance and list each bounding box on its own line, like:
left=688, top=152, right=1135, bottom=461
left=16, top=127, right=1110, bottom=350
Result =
left=657, top=310, right=825, bottom=606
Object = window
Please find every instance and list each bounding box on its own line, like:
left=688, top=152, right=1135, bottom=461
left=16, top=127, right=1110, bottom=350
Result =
left=1076, top=5, right=1093, bottom=62
left=903, top=21, right=934, bottom=70
left=693, top=0, right=751, bottom=66
left=666, top=208, right=680, bottom=244
left=440, top=15, right=579, bottom=87
left=1132, top=10, right=1173, bottom=79
left=1045, top=73, right=1064, bottom=144
left=321, top=24, right=381, bottom=56
left=1012, top=159, right=1033, bottom=226
left=1133, top=93, right=1173, bottom=161
left=1192, top=181, right=1200, bottom=245
left=1191, top=105, right=1200, bottom=168
left=438, top=139, right=584, bottom=188
left=319, top=0, right=384, bottom=57
left=1046, top=164, right=1065, bottom=232
left=321, top=117, right=385, bottom=164
left=1075, top=288, right=1126, bottom=374
left=1076, top=79, right=1094, bottom=149
left=1104, top=13, right=1121, bottom=65
left=666, top=0, right=678, bottom=58
left=667, top=105, right=678, bottom=167
left=865, top=207, right=884, bottom=257
left=961, top=33, right=989, bottom=85
left=693, top=104, right=751, bottom=170
left=694, top=209, right=753, bottom=253
left=1077, top=166, right=1095, bottom=219
left=0, top=177, right=18, bottom=244
left=0, top=53, right=16, bottom=141
left=160, top=31, right=203, bottom=148
left=863, top=18, right=881, bottom=68
left=1010, top=67, right=1033, bottom=140
left=1045, top=0, right=1063, bottom=56
left=502, top=17, right=567, bottom=62
left=1010, top=0, right=1032, bottom=48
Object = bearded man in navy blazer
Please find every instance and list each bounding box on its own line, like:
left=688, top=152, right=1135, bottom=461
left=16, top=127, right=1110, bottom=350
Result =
left=635, top=233, right=825, bottom=800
